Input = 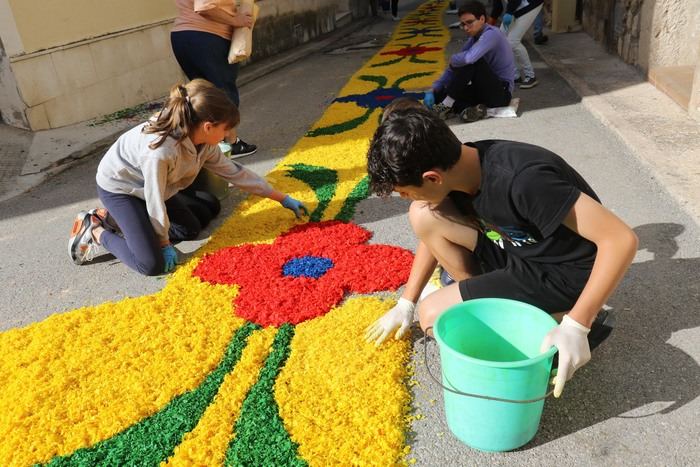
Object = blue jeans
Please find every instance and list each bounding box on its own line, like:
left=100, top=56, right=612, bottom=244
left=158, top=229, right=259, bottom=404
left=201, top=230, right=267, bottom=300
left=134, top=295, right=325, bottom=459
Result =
left=171, top=31, right=241, bottom=107
left=97, top=186, right=220, bottom=276
left=533, top=9, right=544, bottom=37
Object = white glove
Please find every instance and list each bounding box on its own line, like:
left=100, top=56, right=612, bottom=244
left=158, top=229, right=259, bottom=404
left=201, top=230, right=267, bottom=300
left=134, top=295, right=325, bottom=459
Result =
left=540, top=315, right=591, bottom=398
left=365, top=298, right=416, bottom=346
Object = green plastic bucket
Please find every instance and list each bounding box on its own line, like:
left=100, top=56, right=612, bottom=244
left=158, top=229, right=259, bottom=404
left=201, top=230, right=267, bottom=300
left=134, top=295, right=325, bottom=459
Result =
left=431, top=298, right=557, bottom=452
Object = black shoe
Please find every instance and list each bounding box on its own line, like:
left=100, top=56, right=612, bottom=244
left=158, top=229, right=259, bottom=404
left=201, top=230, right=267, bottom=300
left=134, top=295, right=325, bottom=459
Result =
left=534, top=34, right=549, bottom=45
left=551, top=308, right=615, bottom=369
left=229, top=138, right=257, bottom=159
left=439, top=267, right=455, bottom=287
left=514, top=77, right=523, bottom=85
left=460, top=104, right=487, bottom=123
left=519, top=76, right=539, bottom=89
left=588, top=308, right=615, bottom=351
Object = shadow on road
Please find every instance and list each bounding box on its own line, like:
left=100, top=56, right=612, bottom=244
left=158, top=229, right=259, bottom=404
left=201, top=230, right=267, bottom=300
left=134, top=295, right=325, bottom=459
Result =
left=533, top=222, right=700, bottom=445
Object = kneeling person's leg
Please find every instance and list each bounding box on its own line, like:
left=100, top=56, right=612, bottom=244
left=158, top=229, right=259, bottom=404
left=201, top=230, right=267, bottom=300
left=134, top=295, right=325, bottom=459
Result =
left=166, top=192, right=204, bottom=242
left=409, top=198, right=481, bottom=281
left=178, top=187, right=221, bottom=228
left=98, top=187, right=163, bottom=275
left=418, top=282, right=464, bottom=334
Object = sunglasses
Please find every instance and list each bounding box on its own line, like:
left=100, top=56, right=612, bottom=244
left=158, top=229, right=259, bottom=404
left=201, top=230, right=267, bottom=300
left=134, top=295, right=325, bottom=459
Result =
left=460, top=18, right=478, bottom=28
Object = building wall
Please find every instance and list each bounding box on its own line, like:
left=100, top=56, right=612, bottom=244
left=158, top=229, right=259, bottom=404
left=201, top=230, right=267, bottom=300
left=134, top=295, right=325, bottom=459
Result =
left=0, top=0, right=370, bottom=130
left=582, top=0, right=699, bottom=71
left=9, top=22, right=183, bottom=130
left=582, top=0, right=700, bottom=120
left=6, top=0, right=175, bottom=56
left=0, top=35, right=28, bottom=127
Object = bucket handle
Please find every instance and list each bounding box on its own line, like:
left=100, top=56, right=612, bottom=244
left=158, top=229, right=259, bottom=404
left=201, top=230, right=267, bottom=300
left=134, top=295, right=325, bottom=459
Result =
left=423, top=327, right=554, bottom=404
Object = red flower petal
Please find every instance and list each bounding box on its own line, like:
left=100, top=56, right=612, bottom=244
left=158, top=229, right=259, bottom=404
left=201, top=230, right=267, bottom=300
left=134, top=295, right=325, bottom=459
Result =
left=192, top=221, right=413, bottom=327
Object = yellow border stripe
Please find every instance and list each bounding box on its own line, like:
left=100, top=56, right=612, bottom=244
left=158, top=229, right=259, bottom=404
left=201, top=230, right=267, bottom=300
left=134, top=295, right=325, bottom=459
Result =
left=276, top=297, right=411, bottom=465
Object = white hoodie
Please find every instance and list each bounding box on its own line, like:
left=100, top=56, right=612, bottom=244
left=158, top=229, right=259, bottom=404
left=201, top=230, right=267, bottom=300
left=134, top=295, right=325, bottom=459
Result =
left=96, top=122, right=273, bottom=243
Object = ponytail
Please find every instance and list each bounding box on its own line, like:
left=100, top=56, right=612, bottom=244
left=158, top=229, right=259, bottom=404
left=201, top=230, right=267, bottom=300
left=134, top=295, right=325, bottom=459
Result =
left=144, top=79, right=240, bottom=149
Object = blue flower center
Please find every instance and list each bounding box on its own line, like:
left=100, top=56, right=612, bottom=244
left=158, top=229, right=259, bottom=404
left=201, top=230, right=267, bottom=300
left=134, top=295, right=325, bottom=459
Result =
left=282, top=256, right=334, bottom=279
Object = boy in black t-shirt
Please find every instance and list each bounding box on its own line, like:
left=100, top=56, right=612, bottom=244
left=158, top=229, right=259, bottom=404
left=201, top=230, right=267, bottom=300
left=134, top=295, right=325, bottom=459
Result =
left=364, top=108, right=638, bottom=397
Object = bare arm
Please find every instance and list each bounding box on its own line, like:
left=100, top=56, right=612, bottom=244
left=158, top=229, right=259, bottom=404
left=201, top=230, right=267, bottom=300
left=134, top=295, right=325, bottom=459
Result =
left=401, top=241, right=438, bottom=303
left=562, top=193, right=638, bottom=327
left=199, top=8, right=253, bottom=28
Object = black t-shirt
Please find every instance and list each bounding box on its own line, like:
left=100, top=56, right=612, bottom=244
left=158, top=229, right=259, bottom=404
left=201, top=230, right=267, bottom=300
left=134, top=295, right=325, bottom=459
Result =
left=449, top=140, right=599, bottom=270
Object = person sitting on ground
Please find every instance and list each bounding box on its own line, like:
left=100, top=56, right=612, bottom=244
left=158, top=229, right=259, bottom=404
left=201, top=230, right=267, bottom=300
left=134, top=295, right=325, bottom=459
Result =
left=69, top=79, right=308, bottom=276
left=491, top=0, right=544, bottom=88
left=424, top=1, right=516, bottom=123
left=364, top=107, right=637, bottom=398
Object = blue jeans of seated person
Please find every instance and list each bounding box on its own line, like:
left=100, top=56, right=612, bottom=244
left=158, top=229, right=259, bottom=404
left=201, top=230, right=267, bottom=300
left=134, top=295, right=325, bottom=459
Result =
left=434, top=59, right=512, bottom=113
left=171, top=30, right=241, bottom=107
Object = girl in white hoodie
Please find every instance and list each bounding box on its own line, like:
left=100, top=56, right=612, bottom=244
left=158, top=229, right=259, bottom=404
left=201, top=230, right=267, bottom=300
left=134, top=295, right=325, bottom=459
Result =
left=69, top=79, right=307, bottom=275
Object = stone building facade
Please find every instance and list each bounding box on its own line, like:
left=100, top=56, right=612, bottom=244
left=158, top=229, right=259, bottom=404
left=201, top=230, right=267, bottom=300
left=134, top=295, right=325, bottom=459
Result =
left=581, top=0, right=700, bottom=120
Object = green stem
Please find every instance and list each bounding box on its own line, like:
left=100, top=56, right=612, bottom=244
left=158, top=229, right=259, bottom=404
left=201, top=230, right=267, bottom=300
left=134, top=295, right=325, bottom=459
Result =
left=225, top=324, right=306, bottom=467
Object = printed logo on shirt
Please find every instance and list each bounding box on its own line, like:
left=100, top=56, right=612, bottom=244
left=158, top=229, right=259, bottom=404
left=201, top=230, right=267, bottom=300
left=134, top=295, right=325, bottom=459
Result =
left=479, top=219, right=538, bottom=249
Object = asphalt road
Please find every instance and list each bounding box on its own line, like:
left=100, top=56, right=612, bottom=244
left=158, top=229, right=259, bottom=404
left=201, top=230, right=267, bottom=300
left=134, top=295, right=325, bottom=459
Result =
left=1, top=2, right=698, bottom=465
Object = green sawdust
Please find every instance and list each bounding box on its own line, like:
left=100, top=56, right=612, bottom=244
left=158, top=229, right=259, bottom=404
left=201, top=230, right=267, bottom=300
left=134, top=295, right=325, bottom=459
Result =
left=286, top=164, right=338, bottom=222
left=225, top=323, right=306, bottom=467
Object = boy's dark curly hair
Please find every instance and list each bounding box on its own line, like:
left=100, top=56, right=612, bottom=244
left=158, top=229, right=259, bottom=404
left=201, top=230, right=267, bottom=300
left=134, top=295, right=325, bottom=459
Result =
left=367, top=107, right=463, bottom=196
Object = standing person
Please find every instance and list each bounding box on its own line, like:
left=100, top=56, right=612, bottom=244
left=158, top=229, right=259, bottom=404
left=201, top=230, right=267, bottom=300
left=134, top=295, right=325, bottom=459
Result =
left=424, top=2, right=515, bottom=123
left=381, top=0, right=400, bottom=21
left=68, top=80, right=308, bottom=276
left=171, top=0, right=258, bottom=158
left=533, top=9, right=548, bottom=44
left=364, top=108, right=637, bottom=398
left=491, top=0, right=543, bottom=88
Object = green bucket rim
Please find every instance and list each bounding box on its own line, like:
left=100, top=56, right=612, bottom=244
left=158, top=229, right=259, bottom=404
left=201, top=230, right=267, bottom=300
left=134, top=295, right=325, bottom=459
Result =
left=433, top=298, right=558, bottom=369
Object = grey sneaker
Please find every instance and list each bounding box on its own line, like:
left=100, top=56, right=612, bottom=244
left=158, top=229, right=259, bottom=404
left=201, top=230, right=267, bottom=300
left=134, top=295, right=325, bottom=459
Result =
left=460, top=104, right=488, bottom=123
left=519, top=76, right=539, bottom=89
left=68, top=211, right=104, bottom=265
left=433, top=102, right=454, bottom=120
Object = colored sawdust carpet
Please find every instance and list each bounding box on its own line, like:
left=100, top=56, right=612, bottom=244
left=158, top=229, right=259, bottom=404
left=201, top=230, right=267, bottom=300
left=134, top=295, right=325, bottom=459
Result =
left=0, top=2, right=448, bottom=465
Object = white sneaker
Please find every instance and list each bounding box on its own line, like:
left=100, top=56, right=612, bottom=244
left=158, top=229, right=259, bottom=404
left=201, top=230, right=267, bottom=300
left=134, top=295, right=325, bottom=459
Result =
left=419, top=281, right=440, bottom=301
left=68, top=211, right=105, bottom=265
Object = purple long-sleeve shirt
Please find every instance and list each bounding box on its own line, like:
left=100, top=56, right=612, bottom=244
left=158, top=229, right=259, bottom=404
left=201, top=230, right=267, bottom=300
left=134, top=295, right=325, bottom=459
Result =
left=433, top=24, right=516, bottom=93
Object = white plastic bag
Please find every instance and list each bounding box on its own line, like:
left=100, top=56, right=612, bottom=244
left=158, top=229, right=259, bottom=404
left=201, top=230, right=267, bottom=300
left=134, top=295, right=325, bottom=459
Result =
left=486, top=98, right=520, bottom=118
left=228, top=0, right=259, bottom=64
